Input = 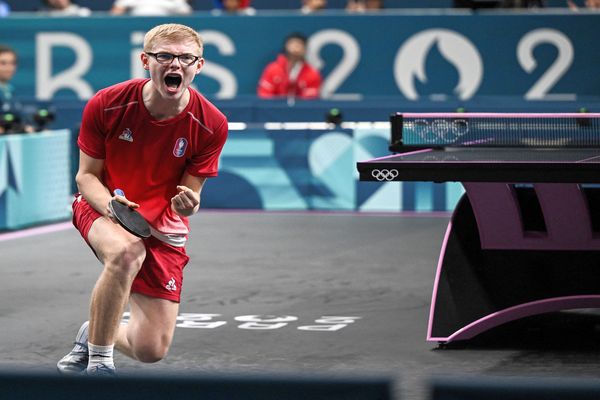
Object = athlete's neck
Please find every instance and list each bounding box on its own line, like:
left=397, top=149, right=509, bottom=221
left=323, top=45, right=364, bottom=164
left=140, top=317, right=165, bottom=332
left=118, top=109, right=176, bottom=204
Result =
left=142, top=81, right=190, bottom=121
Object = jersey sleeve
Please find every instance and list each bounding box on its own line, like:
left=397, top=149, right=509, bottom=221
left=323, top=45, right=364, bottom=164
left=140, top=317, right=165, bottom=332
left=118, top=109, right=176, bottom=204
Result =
left=77, top=93, right=106, bottom=159
left=186, top=116, right=228, bottom=177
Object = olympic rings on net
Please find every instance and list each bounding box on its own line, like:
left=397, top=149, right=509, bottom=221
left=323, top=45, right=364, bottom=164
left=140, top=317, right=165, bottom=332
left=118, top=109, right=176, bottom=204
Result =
left=371, top=169, right=399, bottom=181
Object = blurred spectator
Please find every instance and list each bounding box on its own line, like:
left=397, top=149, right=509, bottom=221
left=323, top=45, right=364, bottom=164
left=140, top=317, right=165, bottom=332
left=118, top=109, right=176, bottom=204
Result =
left=301, top=0, right=327, bottom=13
left=0, top=45, right=35, bottom=134
left=257, top=32, right=322, bottom=100
left=0, top=45, right=16, bottom=107
left=0, top=1, right=10, bottom=17
left=454, top=0, right=544, bottom=7
left=110, top=0, right=192, bottom=15
left=37, top=0, right=92, bottom=16
left=568, top=0, right=600, bottom=8
left=212, top=0, right=256, bottom=14
left=346, top=0, right=383, bottom=11
left=453, top=0, right=498, bottom=7
left=501, top=0, right=545, bottom=7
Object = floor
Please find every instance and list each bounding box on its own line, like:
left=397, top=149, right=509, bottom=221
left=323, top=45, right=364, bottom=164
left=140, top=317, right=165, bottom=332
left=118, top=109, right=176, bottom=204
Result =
left=1, top=211, right=600, bottom=399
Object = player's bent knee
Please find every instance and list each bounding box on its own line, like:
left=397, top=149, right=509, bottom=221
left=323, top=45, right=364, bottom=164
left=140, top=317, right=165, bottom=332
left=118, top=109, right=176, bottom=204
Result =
left=132, top=330, right=173, bottom=363
left=134, top=343, right=169, bottom=363
left=103, top=240, right=146, bottom=277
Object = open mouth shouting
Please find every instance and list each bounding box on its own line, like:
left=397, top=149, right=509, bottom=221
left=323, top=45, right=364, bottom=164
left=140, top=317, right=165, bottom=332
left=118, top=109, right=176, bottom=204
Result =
left=164, top=73, right=183, bottom=94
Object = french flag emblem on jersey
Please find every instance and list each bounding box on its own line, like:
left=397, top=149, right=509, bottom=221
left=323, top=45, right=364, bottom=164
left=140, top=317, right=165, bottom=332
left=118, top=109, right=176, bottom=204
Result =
left=173, top=138, right=188, bottom=157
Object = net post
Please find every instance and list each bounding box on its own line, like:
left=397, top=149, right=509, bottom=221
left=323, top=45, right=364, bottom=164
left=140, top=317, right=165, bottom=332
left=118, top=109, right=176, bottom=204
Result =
left=389, top=113, right=403, bottom=153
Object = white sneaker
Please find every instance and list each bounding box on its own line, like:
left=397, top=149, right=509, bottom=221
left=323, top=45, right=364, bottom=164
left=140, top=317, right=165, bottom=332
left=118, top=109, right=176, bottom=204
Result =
left=56, top=321, right=89, bottom=375
left=86, top=363, right=116, bottom=377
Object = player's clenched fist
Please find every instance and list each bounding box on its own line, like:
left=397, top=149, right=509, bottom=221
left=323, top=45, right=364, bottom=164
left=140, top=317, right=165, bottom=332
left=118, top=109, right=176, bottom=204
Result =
left=171, top=185, right=200, bottom=217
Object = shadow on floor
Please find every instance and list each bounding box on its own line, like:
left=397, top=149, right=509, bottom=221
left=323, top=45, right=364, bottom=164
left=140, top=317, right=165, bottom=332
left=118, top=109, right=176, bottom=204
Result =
left=437, top=310, right=600, bottom=351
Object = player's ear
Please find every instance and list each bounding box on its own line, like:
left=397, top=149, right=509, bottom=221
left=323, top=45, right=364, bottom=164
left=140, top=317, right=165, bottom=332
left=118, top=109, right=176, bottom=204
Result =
left=141, top=52, right=150, bottom=70
left=195, top=57, right=205, bottom=75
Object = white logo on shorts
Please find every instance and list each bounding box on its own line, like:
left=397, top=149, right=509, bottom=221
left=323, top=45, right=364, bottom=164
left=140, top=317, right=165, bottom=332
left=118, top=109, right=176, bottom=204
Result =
left=165, top=278, right=177, bottom=292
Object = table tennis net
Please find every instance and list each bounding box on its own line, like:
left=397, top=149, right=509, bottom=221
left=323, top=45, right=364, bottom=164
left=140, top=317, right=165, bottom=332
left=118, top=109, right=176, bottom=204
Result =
left=393, top=113, right=600, bottom=148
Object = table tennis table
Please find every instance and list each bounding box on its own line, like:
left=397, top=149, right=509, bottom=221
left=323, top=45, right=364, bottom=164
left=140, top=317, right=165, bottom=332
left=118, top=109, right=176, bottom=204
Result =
left=357, top=113, right=600, bottom=344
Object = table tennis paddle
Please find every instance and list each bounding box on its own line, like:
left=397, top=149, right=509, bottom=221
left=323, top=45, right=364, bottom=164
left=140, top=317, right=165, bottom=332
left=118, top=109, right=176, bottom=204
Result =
left=108, top=191, right=151, bottom=239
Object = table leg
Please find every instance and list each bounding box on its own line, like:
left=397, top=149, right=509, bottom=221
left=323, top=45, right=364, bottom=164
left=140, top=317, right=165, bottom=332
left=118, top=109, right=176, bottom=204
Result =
left=427, top=186, right=600, bottom=344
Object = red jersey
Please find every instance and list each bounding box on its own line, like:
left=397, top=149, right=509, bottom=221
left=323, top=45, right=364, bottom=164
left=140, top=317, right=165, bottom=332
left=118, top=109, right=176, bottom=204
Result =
left=78, top=78, right=228, bottom=235
left=257, top=55, right=321, bottom=99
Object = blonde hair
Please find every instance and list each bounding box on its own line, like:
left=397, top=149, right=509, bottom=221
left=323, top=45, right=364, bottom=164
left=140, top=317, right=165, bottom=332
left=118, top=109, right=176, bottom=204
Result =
left=143, top=24, right=203, bottom=56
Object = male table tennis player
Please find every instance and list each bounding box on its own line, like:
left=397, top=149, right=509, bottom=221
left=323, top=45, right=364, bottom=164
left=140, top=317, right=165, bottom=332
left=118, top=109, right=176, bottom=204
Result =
left=57, top=23, right=228, bottom=376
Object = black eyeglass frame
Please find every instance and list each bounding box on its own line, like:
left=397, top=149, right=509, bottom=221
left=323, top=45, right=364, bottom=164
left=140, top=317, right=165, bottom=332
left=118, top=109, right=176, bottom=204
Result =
left=145, top=52, right=202, bottom=66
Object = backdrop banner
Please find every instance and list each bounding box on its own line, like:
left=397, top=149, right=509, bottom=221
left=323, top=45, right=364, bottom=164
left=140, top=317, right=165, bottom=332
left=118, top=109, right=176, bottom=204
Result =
left=0, top=129, right=71, bottom=229
left=1, top=13, right=599, bottom=105
left=201, top=127, right=462, bottom=212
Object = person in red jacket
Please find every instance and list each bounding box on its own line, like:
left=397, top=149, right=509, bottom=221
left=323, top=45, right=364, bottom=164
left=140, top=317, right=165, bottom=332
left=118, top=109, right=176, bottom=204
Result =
left=257, top=33, right=322, bottom=100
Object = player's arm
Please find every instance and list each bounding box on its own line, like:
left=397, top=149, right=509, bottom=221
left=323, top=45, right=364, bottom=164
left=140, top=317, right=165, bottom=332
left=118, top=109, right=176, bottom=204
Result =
left=76, top=151, right=139, bottom=218
left=171, top=172, right=207, bottom=217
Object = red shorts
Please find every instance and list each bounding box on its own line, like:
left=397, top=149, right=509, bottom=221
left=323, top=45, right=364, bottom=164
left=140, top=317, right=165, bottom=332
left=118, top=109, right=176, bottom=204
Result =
left=72, top=195, right=189, bottom=303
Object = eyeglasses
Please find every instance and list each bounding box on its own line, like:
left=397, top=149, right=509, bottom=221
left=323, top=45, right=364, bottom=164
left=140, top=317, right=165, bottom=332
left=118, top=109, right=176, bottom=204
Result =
left=145, top=52, right=201, bottom=66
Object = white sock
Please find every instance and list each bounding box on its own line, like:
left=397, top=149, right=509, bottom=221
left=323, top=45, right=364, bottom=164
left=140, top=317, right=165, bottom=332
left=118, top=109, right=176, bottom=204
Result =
left=87, top=343, right=115, bottom=370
